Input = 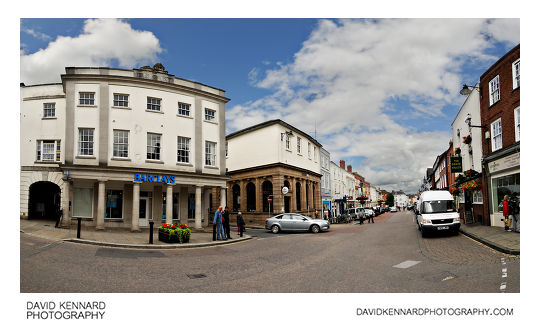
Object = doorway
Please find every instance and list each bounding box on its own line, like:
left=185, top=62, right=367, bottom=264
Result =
left=28, top=181, right=61, bottom=220
left=139, top=192, right=152, bottom=227
left=284, top=197, right=290, bottom=213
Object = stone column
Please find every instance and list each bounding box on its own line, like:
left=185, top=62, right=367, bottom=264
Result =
left=153, top=185, right=163, bottom=224
left=274, top=175, right=284, bottom=214
left=291, top=178, right=297, bottom=212
left=180, top=186, right=188, bottom=225
left=220, top=187, right=227, bottom=208
left=255, top=178, right=262, bottom=212
left=96, top=180, right=106, bottom=230
left=240, top=179, right=247, bottom=212
left=131, top=181, right=141, bottom=232
left=300, top=179, right=306, bottom=212
left=166, top=183, right=173, bottom=224
left=61, top=178, right=71, bottom=227
left=314, top=181, right=321, bottom=214
left=195, top=186, right=202, bottom=229
left=307, top=180, right=312, bottom=214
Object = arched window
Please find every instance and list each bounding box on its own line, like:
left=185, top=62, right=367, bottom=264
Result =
left=284, top=180, right=290, bottom=189
left=262, top=180, right=273, bottom=212
left=246, top=182, right=256, bottom=212
left=296, top=182, right=302, bottom=211
left=232, top=184, right=241, bottom=212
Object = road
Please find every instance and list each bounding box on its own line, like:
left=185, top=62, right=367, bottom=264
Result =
left=20, top=210, right=519, bottom=293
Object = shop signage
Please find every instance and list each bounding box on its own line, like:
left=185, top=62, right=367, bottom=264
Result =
left=134, top=173, right=175, bottom=184
left=282, top=186, right=289, bottom=195
left=450, top=156, right=462, bottom=173
left=489, top=152, right=520, bottom=173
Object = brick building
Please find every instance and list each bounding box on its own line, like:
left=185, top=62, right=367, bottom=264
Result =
left=479, top=44, right=520, bottom=227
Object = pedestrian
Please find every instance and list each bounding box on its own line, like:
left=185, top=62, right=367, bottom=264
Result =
left=223, top=206, right=232, bottom=239
left=510, top=192, right=520, bottom=232
left=502, top=195, right=512, bottom=231
left=367, top=211, right=374, bottom=224
left=213, top=206, right=227, bottom=240
left=237, top=211, right=246, bottom=237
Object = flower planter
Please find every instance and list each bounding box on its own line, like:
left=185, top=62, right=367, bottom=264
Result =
left=158, top=229, right=180, bottom=243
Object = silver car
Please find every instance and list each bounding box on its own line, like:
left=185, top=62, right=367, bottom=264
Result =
left=265, top=213, right=330, bottom=234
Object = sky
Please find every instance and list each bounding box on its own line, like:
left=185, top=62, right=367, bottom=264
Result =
left=20, top=17, right=520, bottom=193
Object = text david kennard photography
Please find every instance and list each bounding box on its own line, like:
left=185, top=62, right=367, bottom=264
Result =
left=27, top=301, right=106, bottom=320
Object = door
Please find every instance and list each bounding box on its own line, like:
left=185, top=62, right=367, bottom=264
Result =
left=138, top=197, right=151, bottom=227
left=284, top=197, right=291, bottom=213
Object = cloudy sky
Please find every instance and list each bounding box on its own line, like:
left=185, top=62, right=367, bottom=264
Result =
left=20, top=17, right=519, bottom=193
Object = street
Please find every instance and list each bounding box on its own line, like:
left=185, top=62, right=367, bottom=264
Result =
left=20, top=210, right=519, bottom=293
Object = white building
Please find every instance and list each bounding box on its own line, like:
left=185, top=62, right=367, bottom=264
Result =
left=370, top=185, right=379, bottom=207
left=225, top=119, right=322, bottom=223
left=394, top=191, right=409, bottom=208
left=20, top=64, right=229, bottom=230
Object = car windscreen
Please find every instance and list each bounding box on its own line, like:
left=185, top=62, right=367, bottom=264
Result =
left=422, top=200, right=455, bottom=214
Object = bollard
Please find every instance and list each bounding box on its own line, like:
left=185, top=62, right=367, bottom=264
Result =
left=149, top=221, right=154, bottom=244
left=77, top=217, right=82, bottom=238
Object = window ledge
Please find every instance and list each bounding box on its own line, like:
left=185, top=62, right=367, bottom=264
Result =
left=488, top=100, right=500, bottom=109
left=34, top=161, right=60, bottom=164
left=145, top=159, right=164, bottom=164
left=112, top=106, right=131, bottom=110
left=104, top=219, right=124, bottom=222
left=42, top=117, right=57, bottom=120
left=77, top=105, right=97, bottom=108
left=204, top=120, right=218, bottom=125
left=72, top=216, right=93, bottom=220
left=285, top=148, right=292, bottom=152
left=111, top=157, right=131, bottom=161
left=204, top=165, right=219, bottom=170
left=176, top=162, right=193, bottom=167
left=76, top=155, right=96, bottom=159
left=177, top=114, right=193, bottom=119
left=146, top=109, right=164, bottom=114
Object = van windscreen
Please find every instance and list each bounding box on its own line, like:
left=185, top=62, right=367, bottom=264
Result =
left=422, top=200, right=455, bottom=214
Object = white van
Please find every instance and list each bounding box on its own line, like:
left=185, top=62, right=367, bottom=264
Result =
left=416, top=190, right=460, bottom=237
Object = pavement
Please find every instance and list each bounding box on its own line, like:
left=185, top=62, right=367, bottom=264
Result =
left=459, top=222, right=520, bottom=255
left=20, top=218, right=520, bottom=255
left=20, top=219, right=254, bottom=249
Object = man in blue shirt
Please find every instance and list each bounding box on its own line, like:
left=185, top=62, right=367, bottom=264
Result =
left=213, top=206, right=226, bottom=240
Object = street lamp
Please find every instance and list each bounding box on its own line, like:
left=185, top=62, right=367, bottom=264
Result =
left=460, top=84, right=480, bottom=96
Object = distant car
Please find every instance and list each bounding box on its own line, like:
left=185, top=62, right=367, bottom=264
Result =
left=390, top=207, right=397, bottom=212
left=265, top=213, right=330, bottom=234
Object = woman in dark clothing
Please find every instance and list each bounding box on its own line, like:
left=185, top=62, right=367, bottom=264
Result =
left=237, top=212, right=246, bottom=237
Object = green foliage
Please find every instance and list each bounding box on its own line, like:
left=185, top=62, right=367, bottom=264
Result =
left=385, top=193, right=395, bottom=207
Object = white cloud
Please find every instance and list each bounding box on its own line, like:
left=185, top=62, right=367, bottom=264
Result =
left=227, top=18, right=519, bottom=193
left=20, top=19, right=162, bottom=85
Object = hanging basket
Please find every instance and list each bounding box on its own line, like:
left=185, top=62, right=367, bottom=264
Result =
left=462, top=135, right=472, bottom=144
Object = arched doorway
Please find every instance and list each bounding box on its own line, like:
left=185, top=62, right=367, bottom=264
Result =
left=283, top=181, right=291, bottom=213
left=262, top=180, right=273, bottom=212
left=232, top=184, right=241, bottom=212
left=28, top=181, right=61, bottom=220
left=246, top=182, right=256, bottom=212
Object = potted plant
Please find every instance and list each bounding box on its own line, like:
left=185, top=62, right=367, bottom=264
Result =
left=158, top=223, right=191, bottom=243
left=462, top=135, right=472, bottom=144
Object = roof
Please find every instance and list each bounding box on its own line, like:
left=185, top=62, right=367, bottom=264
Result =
left=226, top=119, right=322, bottom=147
left=480, top=44, right=520, bottom=80
left=420, top=190, right=453, bottom=201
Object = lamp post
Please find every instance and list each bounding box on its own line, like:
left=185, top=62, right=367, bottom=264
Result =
left=460, top=84, right=480, bottom=96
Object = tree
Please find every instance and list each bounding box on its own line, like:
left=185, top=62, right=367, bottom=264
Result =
left=385, top=193, right=394, bottom=207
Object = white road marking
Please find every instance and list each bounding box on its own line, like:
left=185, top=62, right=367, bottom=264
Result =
left=500, top=283, right=506, bottom=290
left=393, top=260, right=421, bottom=269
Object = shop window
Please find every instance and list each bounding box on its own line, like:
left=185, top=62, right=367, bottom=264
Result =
left=106, top=190, right=123, bottom=219
left=73, top=188, right=93, bottom=218
left=492, top=173, right=520, bottom=213
left=162, top=192, right=179, bottom=220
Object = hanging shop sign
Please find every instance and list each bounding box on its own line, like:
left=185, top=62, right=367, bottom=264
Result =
left=134, top=173, right=175, bottom=184
left=450, top=156, right=463, bottom=173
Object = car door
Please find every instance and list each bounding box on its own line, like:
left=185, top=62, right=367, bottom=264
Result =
left=292, top=214, right=310, bottom=231
left=279, top=214, right=293, bottom=231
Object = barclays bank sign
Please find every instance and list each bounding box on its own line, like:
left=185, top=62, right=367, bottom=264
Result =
left=134, top=173, right=175, bottom=184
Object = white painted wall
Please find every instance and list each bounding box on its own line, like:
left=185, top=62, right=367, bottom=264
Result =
left=226, top=123, right=321, bottom=175
left=20, top=84, right=66, bottom=166
left=451, top=84, right=482, bottom=174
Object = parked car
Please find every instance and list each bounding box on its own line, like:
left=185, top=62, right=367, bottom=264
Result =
left=390, top=207, right=397, bottom=212
left=265, top=213, right=330, bottom=234
left=415, top=190, right=460, bottom=237
left=346, top=207, right=365, bottom=221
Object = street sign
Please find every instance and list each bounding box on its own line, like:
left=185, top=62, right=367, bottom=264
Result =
left=267, top=198, right=272, bottom=203
left=450, top=156, right=462, bottom=173
left=282, top=186, right=289, bottom=195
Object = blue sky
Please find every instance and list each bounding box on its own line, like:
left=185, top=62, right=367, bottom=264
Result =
left=20, top=18, right=520, bottom=193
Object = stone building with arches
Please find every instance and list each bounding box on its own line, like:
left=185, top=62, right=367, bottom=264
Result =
left=225, top=120, right=322, bottom=225
left=20, top=65, right=229, bottom=230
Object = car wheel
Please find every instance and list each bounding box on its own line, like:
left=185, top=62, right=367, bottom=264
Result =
left=271, top=225, right=280, bottom=234
left=311, top=225, right=320, bottom=233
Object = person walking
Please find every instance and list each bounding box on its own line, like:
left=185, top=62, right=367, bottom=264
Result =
left=237, top=211, right=246, bottom=237
left=502, top=195, right=512, bottom=231
left=367, top=211, right=374, bottom=223
left=223, top=206, right=232, bottom=239
left=213, top=206, right=227, bottom=240
left=510, top=192, right=520, bottom=232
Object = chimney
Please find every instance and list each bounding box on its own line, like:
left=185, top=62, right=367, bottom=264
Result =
left=340, top=160, right=345, bottom=169
left=347, top=165, right=352, bottom=172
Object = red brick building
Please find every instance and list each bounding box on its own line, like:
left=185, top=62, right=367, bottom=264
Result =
left=479, top=44, right=520, bottom=227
